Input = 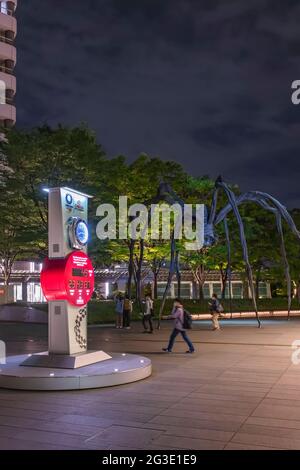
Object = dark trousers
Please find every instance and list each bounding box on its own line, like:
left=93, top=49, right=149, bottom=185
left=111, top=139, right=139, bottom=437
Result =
left=123, top=309, right=131, bottom=327
left=143, top=314, right=153, bottom=332
left=167, top=328, right=194, bottom=352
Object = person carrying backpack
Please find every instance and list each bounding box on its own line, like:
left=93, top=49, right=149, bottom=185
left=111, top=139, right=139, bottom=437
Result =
left=162, top=298, right=195, bottom=354
left=123, top=294, right=133, bottom=329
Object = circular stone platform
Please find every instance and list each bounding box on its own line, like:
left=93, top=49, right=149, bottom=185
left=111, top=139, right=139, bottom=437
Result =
left=0, top=353, right=152, bottom=391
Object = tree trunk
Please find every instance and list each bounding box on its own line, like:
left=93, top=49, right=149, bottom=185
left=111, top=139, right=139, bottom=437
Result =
left=243, top=278, right=249, bottom=299
left=198, top=283, right=204, bottom=300
left=193, top=264, right=207, bottom=300
left=220, top=265, right=228, bottom=300
left=297, top=280, right=300, bottom=303
left=153, top=272, right=158, bottom=299
left=255, top=267, right=261, bottom=300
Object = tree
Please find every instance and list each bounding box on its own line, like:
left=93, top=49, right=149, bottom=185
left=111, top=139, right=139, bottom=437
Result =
left=1, top=125, right=107, bottom=233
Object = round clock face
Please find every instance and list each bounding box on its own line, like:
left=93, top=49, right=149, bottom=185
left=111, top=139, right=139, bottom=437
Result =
left=68, top=217, right=89, bottom=249
left=75, top=220, right=89, bottom=246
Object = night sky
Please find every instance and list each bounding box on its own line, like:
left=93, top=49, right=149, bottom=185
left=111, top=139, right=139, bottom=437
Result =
left=16, top=0, right=300, bottom=207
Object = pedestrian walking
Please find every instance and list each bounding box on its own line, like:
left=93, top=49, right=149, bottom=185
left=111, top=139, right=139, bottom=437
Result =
left=142, top=294, right=154, bottom=334
left=123, top=295, right=133, bottom=329
left=162, top=298, right=195, bottom=353
left=209, top=293, right=222, bottom=330
left=115, top=294, right=124, bottom=329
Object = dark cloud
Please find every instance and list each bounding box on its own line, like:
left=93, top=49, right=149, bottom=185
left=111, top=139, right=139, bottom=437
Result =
left=15, top=0, right=300, bottom=207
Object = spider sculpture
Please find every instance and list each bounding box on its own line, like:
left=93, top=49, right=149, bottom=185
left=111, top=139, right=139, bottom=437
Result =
left=144, top=177, right=300, bottom=328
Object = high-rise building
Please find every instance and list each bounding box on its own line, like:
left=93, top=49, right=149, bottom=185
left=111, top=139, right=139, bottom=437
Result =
left=0, top=0, right=16, bottom=128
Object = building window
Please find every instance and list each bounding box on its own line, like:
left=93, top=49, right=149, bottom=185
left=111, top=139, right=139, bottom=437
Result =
left=12, top=283, right=22, bottom=302
left=212, top=283, right=222, bottom=298
left=258, top=282, right=268, bottom=299
left=27, top=283, right=46, bottom=303
left=157, top=282, right=173, bottom=299
left=232, top=282, right=243, bottom=299
left=203, top=283, right=210, bottom=299
left=173, top=282, right=192, bottom=299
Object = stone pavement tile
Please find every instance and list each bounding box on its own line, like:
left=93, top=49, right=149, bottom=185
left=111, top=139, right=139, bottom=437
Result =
left=252, top=402, right=300, bottom=420
left=168, top=399, right=257, bottom=415
left=216, top=372, right=281, bottom=385
left=231, top=431, right=300, bottom=450
left=0, top=424, right=25, bottom=439
left=162, top=424, right=234, bottom=442
left=55, top=414, right=114, bottom=428
left=0, top=398, right=89, bottom=416
left=0, top=405, right=62, bottom=422
left=187, top=391, right=262, bottom=405
left=149, top=414, right=245, bottom=432
left=246, top=416, right=300, bottom=430
left=84, top=425, right=163, bottom=449
left=0, top=390, right=98, bottom=406
left=266, top=388, right=300, bottom=401
left=12, top=429, right=89, bottom=449
left=81, top=408, right=158, bottom=424
left=239, top=423, right=300, bottom=440
left=67, top=400, right=169, bottom=416
left=224, top=442, right=281, bottom=450
left=261, top=397, right=300, bottom=409
left=97, top=392, right=174, bottom=408
left=159, top=407, right=248, bottom=423
left=151, top=434, right=226, bottom=450
left=275, top=374, right=300, bottom=386
left=199, top=383, right=270, bottom=397
left=0, top=414, right=105, bottom=437
left=0, top=437, right=80, bottom=450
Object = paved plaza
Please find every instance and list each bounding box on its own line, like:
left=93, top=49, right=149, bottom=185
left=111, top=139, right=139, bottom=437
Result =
left=1, top=318, right=300, bottom=450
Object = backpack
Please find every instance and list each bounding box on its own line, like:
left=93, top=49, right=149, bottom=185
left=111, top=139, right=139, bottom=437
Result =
left=182, top=309, right=193, bottom=329
left=124, top=298, right=131, bottom=310
left=217, top=303, right=224, bottom=313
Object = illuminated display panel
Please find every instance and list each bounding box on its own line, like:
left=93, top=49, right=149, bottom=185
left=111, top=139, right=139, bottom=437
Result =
left=41, top=251, right=95, bottom=307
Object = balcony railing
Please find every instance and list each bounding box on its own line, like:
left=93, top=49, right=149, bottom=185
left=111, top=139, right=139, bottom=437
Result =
left=5, top=95, right=14, bottom=104
left=0, top=64, right=13, bottom=74
left=0, top=34, right=13, bottom=45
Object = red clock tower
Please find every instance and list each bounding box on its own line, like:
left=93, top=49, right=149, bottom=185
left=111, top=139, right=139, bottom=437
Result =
left=22, top=187, right=111, bottom=369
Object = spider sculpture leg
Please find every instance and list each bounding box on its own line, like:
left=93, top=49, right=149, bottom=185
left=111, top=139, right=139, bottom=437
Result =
left=214, top=181, right=261, bottom=327
left=223, top=217, right=233, bottom=318
left=215, top=190, right=300, bottom=320
left=158, top=230, right=177, bottom=329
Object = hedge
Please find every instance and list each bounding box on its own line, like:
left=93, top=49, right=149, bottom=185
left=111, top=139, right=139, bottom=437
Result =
left=6, top=298, right=300, bottom=325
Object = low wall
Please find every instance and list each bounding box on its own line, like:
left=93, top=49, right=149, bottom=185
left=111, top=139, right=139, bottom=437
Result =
left=0, top=305, right=47, bottom=324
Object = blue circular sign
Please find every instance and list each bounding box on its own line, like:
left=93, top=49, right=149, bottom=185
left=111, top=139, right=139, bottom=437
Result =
left=75, top=220, right=89, bottom=246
